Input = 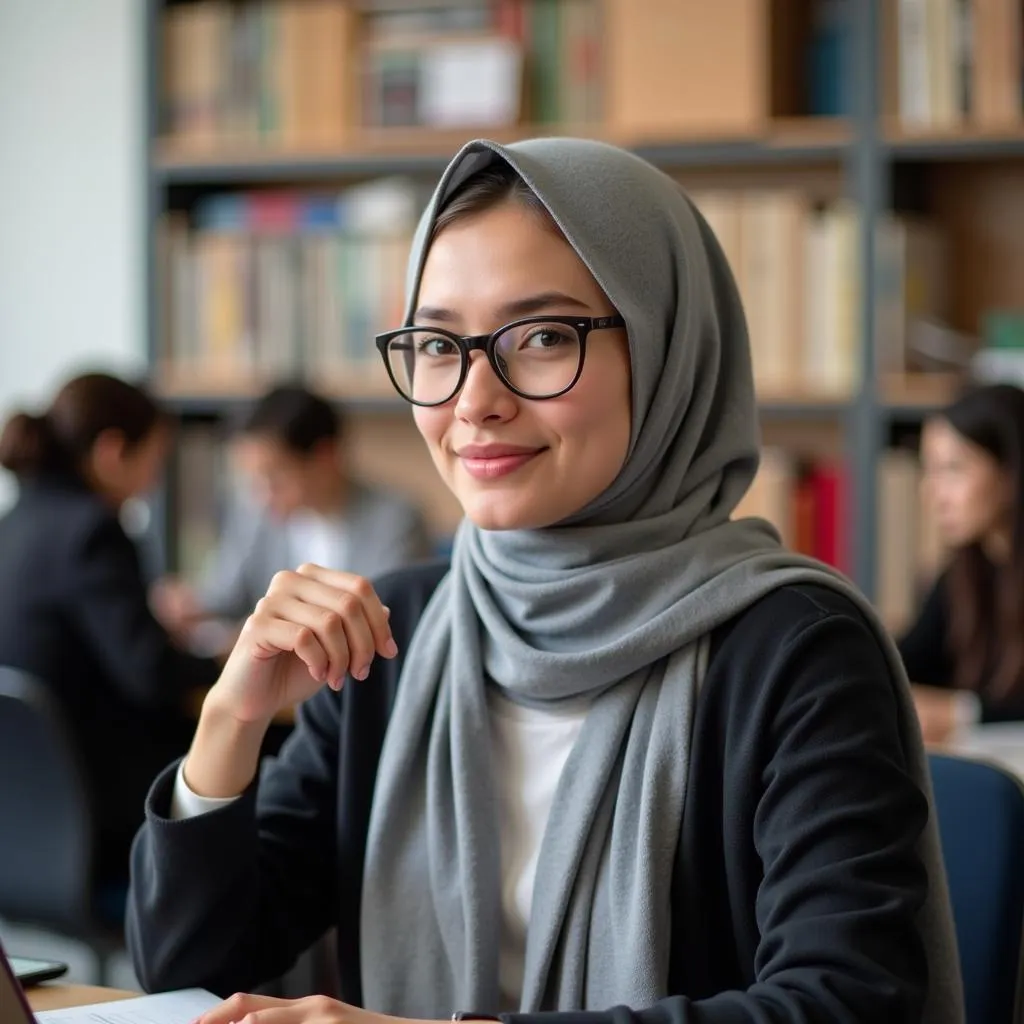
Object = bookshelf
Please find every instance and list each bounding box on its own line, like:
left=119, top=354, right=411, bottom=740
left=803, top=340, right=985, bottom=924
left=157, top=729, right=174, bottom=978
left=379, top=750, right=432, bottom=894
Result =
left=143, top=0, right=1024, bottom=619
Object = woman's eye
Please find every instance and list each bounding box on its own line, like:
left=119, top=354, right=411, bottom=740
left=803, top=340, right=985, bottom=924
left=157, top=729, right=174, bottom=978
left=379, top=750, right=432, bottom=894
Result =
left=417, top=336, right=457, bottom=357
left=523, top=328, right=570, bottom=349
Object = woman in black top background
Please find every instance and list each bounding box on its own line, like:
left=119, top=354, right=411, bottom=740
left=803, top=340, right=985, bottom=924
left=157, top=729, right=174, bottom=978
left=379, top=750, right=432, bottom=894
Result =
left=899, top=383, right=1024, bottom=742
left=0, top=372, right=219, bottom=884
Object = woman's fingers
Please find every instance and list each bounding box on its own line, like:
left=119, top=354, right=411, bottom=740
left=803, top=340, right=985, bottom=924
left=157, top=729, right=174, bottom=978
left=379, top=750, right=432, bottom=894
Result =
left=248, top=566, right=398, bottom=686
left=194, top=992, right=288, bottom=1024
left=246, top=605, right=331, bottom=684
left=195, top=993, right=353, bottom=1024
left=267, top=593, right=367, bottom=685
left=294, top=564, right=397, bottom=659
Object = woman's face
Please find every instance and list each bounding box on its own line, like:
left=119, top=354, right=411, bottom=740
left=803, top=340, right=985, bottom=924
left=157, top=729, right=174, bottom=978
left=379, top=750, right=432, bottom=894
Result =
left=921, top=416, right=1012, bottom=548
left=90, top=423, right=169, bottom=507
left=411, top=200, right=632, bottom=531
left=232, top=434, right=342, bottom=521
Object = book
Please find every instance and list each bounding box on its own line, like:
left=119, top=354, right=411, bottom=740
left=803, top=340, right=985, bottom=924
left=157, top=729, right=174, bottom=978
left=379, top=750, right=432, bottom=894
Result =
left=35, top=989, right=219, bottom=1024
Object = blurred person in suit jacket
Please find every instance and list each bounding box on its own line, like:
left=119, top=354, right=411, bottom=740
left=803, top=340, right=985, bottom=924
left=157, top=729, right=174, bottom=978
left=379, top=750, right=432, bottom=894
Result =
left=899, top=383, right=1024, bottom=743
left=0, top=371, right=220, bottom=884
left=151, top=384, right=432, bottom=650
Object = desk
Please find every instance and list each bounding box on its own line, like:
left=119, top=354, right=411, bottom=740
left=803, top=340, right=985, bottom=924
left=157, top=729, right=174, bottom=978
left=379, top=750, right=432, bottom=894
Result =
left=946, top=722, right=1024, bottom=778
left=26, top=984, right=136, bottom=1012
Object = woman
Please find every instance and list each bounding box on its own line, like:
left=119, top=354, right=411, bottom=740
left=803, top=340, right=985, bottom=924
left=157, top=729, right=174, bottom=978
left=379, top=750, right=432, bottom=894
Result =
left=0, top=372, right=220, bottom=884
left=127, top=139, right=961, bottom=1023
left=900, top=383, right=1024, bottom=743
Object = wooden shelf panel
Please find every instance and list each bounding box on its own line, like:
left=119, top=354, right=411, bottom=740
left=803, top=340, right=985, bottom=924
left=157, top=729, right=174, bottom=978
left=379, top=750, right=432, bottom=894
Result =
left=153, top=119, right=851, bottom=185
left=154, top=121, right=1024, bottom=184
left=877, top=373, right=962, bottom=419
left=757, top=385, right=852, bottom=418
left=884, top=122, right=1024, bottom=161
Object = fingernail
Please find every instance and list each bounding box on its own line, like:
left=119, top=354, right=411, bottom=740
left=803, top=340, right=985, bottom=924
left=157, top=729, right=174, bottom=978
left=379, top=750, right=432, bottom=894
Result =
left=382, top=605, right=391, bottom=618
left=353, top=664, right=369, bottom=681
left=384, top=638, right=398, bottom=658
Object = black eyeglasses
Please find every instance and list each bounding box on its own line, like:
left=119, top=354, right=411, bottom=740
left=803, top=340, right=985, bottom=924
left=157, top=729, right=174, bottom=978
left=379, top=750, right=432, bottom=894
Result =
left=374, top=314, right=627, bottom=407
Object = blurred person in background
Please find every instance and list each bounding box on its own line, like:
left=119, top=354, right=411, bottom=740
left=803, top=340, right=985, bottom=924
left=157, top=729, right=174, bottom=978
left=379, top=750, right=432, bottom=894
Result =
left=0, top=371, right=220, bottom=886
left=899, top=383, right=1024, bottom=743
left=151, top=383, right=431, bottom=650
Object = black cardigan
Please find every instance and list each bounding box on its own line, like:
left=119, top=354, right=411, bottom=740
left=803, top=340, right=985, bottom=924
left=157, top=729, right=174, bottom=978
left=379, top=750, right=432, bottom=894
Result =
left=127, top=561, right=931, bottom=1023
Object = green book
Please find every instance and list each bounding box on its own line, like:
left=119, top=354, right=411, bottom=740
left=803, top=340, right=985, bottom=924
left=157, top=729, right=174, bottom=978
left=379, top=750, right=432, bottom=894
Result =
left=983, top=310, right=1024, bottom=350
left=531, top=0, right=561, bottom=125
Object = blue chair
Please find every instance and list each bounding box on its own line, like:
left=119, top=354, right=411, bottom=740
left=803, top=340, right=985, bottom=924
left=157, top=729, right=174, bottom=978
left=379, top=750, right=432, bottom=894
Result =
left=929, top=752, right=1024, bottom=1024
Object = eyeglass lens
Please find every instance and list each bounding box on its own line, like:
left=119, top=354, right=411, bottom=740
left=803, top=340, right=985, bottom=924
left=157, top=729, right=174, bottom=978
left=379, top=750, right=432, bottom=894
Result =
left=385, top=321, right=583, bottom=404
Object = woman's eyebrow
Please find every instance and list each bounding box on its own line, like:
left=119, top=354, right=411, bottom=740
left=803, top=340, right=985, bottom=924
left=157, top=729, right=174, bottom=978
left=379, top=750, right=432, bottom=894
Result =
left=413, top=291, right=592, bottom=324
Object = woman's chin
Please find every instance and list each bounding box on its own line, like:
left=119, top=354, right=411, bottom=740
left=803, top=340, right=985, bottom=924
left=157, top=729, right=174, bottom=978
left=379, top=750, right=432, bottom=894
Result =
left=460, top=490, right=558, bottom=532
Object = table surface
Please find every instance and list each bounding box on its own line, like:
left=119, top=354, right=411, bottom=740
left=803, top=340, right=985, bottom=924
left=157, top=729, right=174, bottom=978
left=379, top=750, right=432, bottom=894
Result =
left=946, top=722, right=1024, bottom=778
left=26, top=983, right=137, bottom=1012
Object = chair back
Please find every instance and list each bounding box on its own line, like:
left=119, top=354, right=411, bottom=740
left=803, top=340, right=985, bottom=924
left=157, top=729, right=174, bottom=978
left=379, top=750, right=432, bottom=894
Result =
left=930, top=752, right=1024, bottom=1024
left=0, top=666, right=95, bottom=933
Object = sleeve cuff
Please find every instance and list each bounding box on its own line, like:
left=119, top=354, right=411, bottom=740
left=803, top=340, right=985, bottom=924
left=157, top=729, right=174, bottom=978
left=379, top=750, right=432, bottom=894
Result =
left=952, top=690, right=983, bottom=736
left=170, top=759, right=244, bottom=820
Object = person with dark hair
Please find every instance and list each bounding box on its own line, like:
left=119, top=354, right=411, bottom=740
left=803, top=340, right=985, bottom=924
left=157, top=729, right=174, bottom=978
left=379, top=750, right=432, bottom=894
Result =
left=899, top=382, right=1024, bottom=743
left=128, top=140, right=960, bottom=1023
left=151, top=383, right=431, bottom=645
left=0, top=371, right=220, bottom=885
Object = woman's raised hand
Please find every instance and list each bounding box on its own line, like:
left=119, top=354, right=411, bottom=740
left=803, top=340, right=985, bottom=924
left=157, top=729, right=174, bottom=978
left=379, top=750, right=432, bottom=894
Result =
left=209, top=564, right=397, bottom=726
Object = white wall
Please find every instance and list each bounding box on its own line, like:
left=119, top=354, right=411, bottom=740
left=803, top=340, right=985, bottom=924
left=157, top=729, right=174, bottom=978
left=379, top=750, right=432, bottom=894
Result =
left=0, top=0, right=144, bottom=509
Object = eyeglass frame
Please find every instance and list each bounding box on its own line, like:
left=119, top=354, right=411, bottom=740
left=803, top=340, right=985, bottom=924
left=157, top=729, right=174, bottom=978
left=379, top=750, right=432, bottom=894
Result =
left=374, top=314, right=627, bottom=407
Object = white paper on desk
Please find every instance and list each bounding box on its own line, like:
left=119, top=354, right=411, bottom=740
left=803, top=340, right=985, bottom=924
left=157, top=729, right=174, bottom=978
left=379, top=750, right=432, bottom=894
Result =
left=35, top=988, right=219, bottom=1024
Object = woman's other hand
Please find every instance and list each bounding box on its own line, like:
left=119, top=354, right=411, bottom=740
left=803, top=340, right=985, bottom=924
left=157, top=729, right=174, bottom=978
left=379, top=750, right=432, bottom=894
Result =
left=911, top=685, right=960, bottom=745
left=150, top=575, right=202, bottom=637
left=193, top=992, right=436, bottom=1024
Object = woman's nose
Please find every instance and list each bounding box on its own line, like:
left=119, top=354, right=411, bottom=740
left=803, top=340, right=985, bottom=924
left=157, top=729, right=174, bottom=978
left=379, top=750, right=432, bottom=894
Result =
left=455, top=350, right=517, bottom=422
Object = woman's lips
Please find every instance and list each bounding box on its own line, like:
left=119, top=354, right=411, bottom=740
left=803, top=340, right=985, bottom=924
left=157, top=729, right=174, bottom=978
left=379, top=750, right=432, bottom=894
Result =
left=456, top=445, right=545, bottom=480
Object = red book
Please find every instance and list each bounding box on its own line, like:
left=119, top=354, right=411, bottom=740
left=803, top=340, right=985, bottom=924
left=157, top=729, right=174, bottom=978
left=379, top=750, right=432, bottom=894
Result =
left=812, top=461, right=849, bottom=573
left=247, top=192, right=300, bottom=234
left=496, top=0, right=524, bottom=40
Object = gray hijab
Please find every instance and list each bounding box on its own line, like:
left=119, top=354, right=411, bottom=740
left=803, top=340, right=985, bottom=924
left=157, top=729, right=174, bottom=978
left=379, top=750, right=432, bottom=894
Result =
left=360, top=137, right=962, bottom=1021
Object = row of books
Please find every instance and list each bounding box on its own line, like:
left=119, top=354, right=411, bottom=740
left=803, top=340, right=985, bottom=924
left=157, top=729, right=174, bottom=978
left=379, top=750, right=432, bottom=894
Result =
left=690, top=190, right=948, bottom=398
left=161, top=0, right=601, bottom=147
left=734, top=446, right=945, bottom=633
left=893, top=0, right=1024, bottom=128
left=156, top=177, right=427, bottom=392
left=163, top=0, right=353, bottom=147
left=363, top=0, right=601, bottom=128
left=157, top=178, right=950, bottom=399
left=734, top=452, right=850, bottom=572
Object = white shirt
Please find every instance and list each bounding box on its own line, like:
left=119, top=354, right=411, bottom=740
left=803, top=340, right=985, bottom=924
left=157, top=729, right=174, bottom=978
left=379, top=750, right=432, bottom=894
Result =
left=287, top=509, right=351, bottom=572
left=486, top=689, right=587, bottom=1008
left=172, top=691, right=587, bottom=1011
